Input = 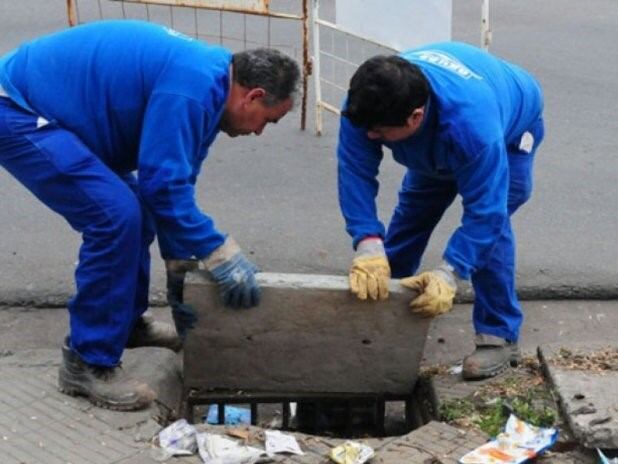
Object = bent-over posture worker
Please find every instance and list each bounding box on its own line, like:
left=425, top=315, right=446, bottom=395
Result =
left=339, top=42, right=544, bottom=379
left=0, top=20, right=300, bottom=409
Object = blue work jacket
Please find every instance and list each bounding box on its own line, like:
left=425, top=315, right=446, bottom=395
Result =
left=337, top=41, right=543, bottom=279
left=0, top=20, right=232, bottom=260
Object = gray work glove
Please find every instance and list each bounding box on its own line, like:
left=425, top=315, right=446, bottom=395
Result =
left=165, top=259, right=199, bottom=340
left=202, top=237, right=261, bottom=309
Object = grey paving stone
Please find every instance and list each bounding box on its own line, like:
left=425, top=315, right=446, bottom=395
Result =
left=386, top=421, right=487, bottom=462
left=374, top=442, right=434, bottom=463
left=0, top=351, right=169, bottom=464
left=539, top=343, right=618, bottom=449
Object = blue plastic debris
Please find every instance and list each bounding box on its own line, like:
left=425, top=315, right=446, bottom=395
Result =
left=204, top=405, right=252, bottom=425
left=598, top=449, right=618, bottom=464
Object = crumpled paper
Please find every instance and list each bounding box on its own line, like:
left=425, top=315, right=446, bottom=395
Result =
left=459, top=414, right=558, bottom=464
left=197, top=432, right=264, bottom=464
left=264, top=430, right=304, bottom=456
left=329, top=441, right=374, bottom=464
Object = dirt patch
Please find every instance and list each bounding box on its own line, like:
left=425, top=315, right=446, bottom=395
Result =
left=436, top=357, right=558, bottom=438
left=548, top=347, right=618, bottom=372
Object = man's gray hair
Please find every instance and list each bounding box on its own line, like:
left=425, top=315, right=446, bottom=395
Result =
left=232, top=48, right=300, bottom=107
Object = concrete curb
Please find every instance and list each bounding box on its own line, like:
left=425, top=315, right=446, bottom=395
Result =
left=4, top=283, right=618, bottom=308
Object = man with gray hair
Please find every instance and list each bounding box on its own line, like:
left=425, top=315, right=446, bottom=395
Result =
left=0, top=20, right=300, bottom=410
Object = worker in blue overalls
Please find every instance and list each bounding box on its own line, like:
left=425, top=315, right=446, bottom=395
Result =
left=338, top=42, right=544, bottom=379
left=0, top=20, right=300, bottom=410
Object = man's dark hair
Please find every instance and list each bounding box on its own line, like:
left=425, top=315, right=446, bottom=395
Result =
left=343, top=55, right=429, bottom=128
left=232, top=48, right=300, bottom=107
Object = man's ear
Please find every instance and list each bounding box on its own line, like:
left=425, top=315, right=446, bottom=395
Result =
left=409, top=106, right=425, bottom=129
left=246, top=87, right=266, bottom=103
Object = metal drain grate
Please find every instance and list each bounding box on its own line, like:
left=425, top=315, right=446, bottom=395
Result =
left=183, top=389, right=430, bottom=436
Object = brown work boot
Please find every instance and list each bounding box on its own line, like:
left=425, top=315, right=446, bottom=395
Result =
left=126, top=314, right=183, bottom=352
left=462, top=334, right=520, bottom=380
left=58, top=339, right=156, bottom=411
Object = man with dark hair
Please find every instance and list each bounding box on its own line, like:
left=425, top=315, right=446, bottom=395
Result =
left=339, top=42, right=544, bottom=379
left=0, top=20, right=300, bottom=410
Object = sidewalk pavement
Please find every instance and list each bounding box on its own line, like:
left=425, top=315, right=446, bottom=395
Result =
left=0, top=300, right=616, bottom=463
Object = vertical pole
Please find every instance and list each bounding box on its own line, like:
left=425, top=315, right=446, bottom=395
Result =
left=217, top=402, right=225, bottom=424
left=250, top=402, right=258, bottom=425
left=300, top=0, right=309, bottom=131
left=481, top=0, right=491, bottom=50
left=312, top=0, right=323, bottom=135
left=66, top=0, right=77, bottom=27
left=282, top=402, right=291, bottom=429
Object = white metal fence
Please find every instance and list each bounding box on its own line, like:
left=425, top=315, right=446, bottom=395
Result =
left=66, top=0, right=311, bottom=129
left=311, top=0, right=491, bottom=135
left=66, top=0, right=491, bottom=135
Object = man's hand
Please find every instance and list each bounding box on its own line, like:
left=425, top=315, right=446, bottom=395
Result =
left=400, top=262, right=457, bottom=317
left=165, top=259, right=199, bottom=340
left=203, top=237, right=261, bottom=309
left=349, top=237, right=390, bottom=300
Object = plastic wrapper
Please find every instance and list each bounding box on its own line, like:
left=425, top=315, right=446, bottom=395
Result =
left=459, top=414, right=558, bottom=464
left=157, top=418, right=198, bottom=457
left=598, top=449, right=618, bottom=464
left=329, top=441, right=374, bottom=464
left=205, top=405, right=252, bottom=425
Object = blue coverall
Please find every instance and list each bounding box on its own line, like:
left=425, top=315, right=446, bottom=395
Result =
left=0, top=21, right=231, bottom=366
left=338, top=42, right=544, bottom=342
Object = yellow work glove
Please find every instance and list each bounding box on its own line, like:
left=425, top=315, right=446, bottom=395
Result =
left=400, top=262, right=458, bottom=317
left=349, top=238, right=390, bottom=300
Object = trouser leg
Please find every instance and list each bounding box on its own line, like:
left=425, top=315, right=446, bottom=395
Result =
left=121, top=173, right=156, bottom=324
left=471, top=117, right=544, bottom=342
left=385, top=170, right=457, bottom=278
left=0, top=100, right=142, bottom=366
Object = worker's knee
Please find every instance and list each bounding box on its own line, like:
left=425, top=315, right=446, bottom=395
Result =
left=86, top=189, right=143, bottom=244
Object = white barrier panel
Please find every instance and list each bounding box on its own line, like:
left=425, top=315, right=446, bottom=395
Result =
left=335, top=0, right=452, bottom=52
left=313, top=0, right=454, bottom=135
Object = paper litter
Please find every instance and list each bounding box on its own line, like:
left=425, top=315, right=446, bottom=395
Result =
left=329, top=441, right=375, bottom=464
left=459, top=414, right=558, bottom=464
left=197, top=432, right=264, bottom=464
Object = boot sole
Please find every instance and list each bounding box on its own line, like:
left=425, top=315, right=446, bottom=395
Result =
left=125, top=341, right=183, bottom=353
left=58, top=372, right=153, bottom=412
left=462, top=347, right=521, bottom=380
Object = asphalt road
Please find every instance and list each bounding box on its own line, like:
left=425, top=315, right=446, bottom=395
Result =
left=1, top=1, right=617, bottom=305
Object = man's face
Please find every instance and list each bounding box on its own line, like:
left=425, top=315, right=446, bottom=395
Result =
left=366, top=107, right=425, bottom=142
left=221, top=88, right=293, bottom=137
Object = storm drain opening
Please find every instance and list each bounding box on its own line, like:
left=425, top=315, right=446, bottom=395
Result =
left=183, top=379, right=435, bottom=437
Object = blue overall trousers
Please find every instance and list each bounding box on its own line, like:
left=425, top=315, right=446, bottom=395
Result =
left=0, top=96, right=154, bottom=367
left=385, top=117, right=545, bottom=342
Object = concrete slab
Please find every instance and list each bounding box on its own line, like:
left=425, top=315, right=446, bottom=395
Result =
left=183, top=271, right=430, bottom=394
left=539, top=343, right=618, bottom=449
